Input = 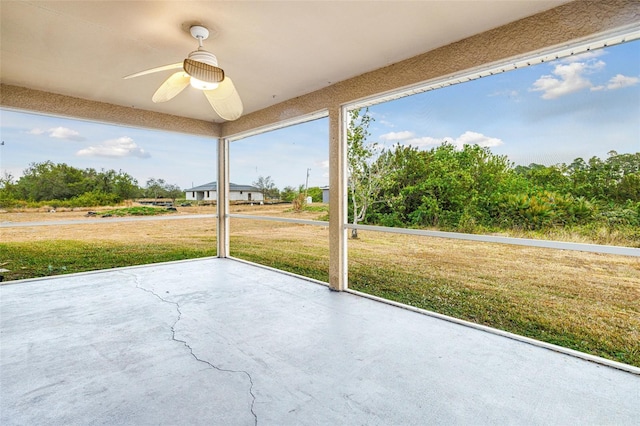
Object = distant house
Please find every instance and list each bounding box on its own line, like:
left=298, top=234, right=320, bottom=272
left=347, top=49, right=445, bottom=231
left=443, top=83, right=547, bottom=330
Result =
left=321, top=186, right=329, bottom=204
left=184, top=182, right=264, bottom=202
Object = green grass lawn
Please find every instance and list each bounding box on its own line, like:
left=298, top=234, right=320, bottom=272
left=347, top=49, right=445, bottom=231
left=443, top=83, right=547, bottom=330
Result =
left=0, top=241, right=216, bottom=281
left=100, top=206, right=177, bottom=216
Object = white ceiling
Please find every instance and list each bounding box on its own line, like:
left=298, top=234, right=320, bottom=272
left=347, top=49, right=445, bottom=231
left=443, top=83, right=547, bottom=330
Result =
left=0, top=1, right=569, bottom=123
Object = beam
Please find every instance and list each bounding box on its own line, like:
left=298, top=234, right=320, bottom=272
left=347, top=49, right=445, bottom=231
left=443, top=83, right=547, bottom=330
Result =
left=0, top=84, right=220, bottom=138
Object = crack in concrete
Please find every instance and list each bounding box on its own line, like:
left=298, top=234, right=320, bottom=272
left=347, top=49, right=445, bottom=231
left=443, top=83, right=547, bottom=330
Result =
left=128, top=274, right=258, bottom=425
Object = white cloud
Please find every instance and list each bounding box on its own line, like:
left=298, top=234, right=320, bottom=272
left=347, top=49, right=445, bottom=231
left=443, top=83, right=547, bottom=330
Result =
left=607, top=74, right=639, bottom=90
left=27, top=126, right=84, bottom=140
left=530, top=60, right=605, bottom=99
left=318, top=159, right=329, bottom=169
left=380, top=131, right=415, bottom=141
left=454, top=131, right=503, bottom=148
left=48, top=126, right=84, bottom=141
left=531, top=49, right=638, bottom=99
left=76, top=136, right=150, bottom=159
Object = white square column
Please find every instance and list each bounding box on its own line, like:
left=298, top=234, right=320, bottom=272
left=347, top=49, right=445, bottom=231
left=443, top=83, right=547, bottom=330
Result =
left=328, top=106, right=348, bottom=291
left=217, top=137, right=229, bottom=258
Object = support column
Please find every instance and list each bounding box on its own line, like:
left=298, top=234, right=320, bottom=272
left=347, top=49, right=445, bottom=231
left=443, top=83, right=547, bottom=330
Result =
left=328, top=106, right=348, bottom=291
left=217, top=137, right=229, bottom=258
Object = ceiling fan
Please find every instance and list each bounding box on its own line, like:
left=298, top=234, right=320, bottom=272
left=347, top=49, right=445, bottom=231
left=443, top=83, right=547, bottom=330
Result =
left=124, top=25, right=243, bottom=121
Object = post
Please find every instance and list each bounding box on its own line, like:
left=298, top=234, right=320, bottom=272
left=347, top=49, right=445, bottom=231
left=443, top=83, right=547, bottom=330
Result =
left=217, top=137, right=229, bottom=258
left=328, top=106, right=348, bottom=291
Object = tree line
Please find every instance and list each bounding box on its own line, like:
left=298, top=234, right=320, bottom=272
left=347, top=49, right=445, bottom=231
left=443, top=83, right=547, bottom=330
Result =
left=252, top=175, right=323, bottom=203
left=347, top=109, right=640, bottom=240
left=0, top=161, right=183, bottom=207
left=0, top=160, right=325, bottom=208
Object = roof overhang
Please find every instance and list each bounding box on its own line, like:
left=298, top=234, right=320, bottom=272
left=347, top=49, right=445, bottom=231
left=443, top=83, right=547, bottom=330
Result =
left=1, top=1, right=638, bottom=138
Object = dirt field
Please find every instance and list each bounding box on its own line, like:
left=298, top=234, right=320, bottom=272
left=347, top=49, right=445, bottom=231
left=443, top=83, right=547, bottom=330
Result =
left=0, top=204, right=309, bottom=244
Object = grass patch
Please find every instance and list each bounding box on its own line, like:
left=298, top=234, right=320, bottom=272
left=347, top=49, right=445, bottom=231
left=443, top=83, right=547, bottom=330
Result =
left=283, top=203, right=329, bottom=217
left=0, top=241, right=216, bottom=281
left=100, top=206, right=176, bottom=216
left=230, top=235, right=329, bottom=282
left=302, top=204, right=329, bottom=213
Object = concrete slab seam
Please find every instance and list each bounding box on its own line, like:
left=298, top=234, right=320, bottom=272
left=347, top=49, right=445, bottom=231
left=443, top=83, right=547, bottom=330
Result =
left=122, top=272, right=258, bottom=425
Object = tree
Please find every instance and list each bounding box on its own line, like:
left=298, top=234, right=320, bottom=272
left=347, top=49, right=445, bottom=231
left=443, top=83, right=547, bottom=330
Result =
left=112, top=171, right=141, bottom=201
left=0, top=171, right=15, bottom=191
left=165, top=184, right=183, bottom=204
left=253, top=175, right=277, bottom=201
left=15, top=161, right=85, bottom=201
left=347, top=108, right=395, bottom=238
left=145, top=178, right=182, bottom=203
left=145, top=178, right=167, bottom=199
left=0, top=172, right=18, bottom=206
left=306, top=186, right=323, bottom=203
left=280, top=186, right=298, bottom=202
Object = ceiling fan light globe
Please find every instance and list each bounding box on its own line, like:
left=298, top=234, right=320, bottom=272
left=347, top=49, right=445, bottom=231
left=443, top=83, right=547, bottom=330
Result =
left=190, top=77, right=219, bottom=91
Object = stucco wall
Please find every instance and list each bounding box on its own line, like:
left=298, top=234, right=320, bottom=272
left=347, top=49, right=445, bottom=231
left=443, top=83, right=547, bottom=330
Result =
left=229, top=191, right=263, bottom=202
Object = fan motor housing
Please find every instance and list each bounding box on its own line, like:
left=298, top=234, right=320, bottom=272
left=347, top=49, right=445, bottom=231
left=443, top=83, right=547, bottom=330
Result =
left=189, top=49, right=218, bottom=67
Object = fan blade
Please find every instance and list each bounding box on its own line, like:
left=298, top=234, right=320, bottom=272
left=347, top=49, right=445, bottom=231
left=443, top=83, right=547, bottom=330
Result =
left=183, top=59, right=224, bottom=83
left=203, top=77, right=243, bottom=121
left=123, top=62, right=183, bottom=79
left=152, top=72, right=190, bottom=103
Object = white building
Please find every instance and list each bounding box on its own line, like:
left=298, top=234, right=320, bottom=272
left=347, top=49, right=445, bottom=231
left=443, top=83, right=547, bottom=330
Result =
left=184, top=182, right=264, bottom=203
left=321, top=186, right=330, bottom=204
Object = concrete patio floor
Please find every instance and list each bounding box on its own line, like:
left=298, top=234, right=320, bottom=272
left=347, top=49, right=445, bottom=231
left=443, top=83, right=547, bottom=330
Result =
left=1, top=258, right=638, bottom=425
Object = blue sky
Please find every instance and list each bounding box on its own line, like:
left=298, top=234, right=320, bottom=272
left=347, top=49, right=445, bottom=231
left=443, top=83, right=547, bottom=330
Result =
left=230, top=118, right=329, bottom=190
left=367, top=39, right=639, bottom=167
left=1, top=39, right=638, bottom=191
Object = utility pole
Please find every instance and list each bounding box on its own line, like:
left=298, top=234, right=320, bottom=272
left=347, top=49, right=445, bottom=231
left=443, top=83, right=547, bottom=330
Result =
left=0, top=141, right=4, bottom=179
left=305, top=168, right=311, bottom=197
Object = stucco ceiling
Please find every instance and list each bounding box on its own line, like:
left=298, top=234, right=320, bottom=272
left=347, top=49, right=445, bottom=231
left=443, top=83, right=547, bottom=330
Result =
left=0, top=1, right=570, bottom=123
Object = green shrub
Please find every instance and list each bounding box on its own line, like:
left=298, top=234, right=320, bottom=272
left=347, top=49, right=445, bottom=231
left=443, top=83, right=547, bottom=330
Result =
left=68, top=191, right=119, bottom=207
